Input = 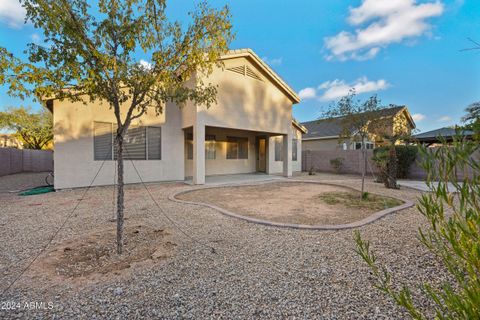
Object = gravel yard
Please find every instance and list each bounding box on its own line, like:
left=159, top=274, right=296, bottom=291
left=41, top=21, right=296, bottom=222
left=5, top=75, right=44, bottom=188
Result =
left=0, top=172, right=51, bottom=193
left=0, top=173, right=448, bottom=319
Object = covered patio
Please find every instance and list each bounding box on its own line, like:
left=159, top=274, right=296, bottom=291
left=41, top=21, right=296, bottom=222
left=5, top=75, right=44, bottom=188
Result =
left=183, top=125, right=299, bottom=185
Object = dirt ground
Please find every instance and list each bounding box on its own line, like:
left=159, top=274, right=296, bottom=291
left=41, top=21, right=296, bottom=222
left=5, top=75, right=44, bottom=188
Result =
left=34, top=224, right=175, bottom=288
left=178, top=182, right=404, bottom=225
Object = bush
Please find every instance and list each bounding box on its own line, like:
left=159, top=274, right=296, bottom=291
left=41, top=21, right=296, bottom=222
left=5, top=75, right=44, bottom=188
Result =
left=356, top=137, right=480, bottom=319
left=373, top=145, right=417, bottom=179
left=371, top=149, right=389, bottom=183
left=329, top=157, right=344, bottom=173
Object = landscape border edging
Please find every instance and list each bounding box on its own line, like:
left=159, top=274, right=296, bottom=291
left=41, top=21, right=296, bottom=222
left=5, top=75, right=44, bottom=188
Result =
left=168, top=179, right=415, bottom=230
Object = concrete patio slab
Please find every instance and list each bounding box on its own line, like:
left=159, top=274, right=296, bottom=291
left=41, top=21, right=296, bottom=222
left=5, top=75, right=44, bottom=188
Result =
left=184, top=173, right=286, bottom=186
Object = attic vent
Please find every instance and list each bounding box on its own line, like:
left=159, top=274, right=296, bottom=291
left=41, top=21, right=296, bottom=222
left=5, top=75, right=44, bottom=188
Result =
left=246, top=66, right=262, bottom=81
left=227, top=65, right=245, bottom=76
left=227, top=65, right=263, bottom=82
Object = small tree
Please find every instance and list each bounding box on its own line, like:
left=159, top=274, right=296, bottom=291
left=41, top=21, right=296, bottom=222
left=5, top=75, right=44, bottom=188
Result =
left=323, top=90, right=384, bottom=198
left=373, top=106, right=413, bottom=188
left=355, top=136, right=480, bottom=318
left=0, top=106, right=52, bottom=149
left=0, top=0, right=233, bottom=254
left=462, top=101, right=480, bottom=141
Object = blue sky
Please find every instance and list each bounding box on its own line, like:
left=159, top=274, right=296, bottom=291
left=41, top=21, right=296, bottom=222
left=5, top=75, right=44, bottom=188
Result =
left=0, top=0, right=479, bottom=133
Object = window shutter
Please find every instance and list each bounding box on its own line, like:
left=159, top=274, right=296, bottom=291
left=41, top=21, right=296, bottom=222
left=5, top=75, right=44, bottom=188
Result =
left=94, top=122, right=113, bottom=160
left=124, top=126, right=146, bottom=160
left=147, top=127, right=161, bottom=160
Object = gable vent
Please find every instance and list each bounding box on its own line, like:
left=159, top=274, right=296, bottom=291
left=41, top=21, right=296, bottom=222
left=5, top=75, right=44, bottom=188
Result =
left=227, top=65, right=245, bottom=76
left=246, top=66, right=262, bottom=81
left=227, top=65, right=263, bottom=82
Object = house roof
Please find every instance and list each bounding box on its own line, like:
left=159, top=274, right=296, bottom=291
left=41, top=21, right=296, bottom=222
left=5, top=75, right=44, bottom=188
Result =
left=301, top=106, right=411, bottom=140
left=292, top=118, right=307, bottom=134
left=221, top=49, right=300, bottom=103
left=412, top=127, right=474, bottom=142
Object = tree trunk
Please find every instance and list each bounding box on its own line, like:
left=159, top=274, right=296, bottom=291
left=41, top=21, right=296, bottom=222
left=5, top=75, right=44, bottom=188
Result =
left=115, top=135, right=125, bottom=254
left=361, top=138, right=366, bottom=199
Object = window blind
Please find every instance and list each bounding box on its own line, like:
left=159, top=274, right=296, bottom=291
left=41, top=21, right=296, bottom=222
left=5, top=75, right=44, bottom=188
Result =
left=147, top=127, right=161, bottom=160
left=94, top=122, right=113, bottom=160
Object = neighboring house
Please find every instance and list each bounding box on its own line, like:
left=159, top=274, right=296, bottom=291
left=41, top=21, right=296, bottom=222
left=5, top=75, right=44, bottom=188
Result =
left=0, top=134, right=23, bottom=149
left=412, top=127, right=474, bottom=146
left=46, top=49, right=306, bottom=189
left=301, top=106, right=415, bottom=151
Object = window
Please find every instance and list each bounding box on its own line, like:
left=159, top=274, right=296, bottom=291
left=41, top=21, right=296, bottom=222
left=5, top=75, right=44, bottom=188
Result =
left=274, top=136, right=283, bottom=161
left=292, top=138, right=298, bottom=161
left=227, top=137, right=248, bottom=159
left=147, top=127, right=161, bottom=160
left=116, top=126, right=146, bottom=160
left=94, top=122, right=113, bottom=160
left=94, top=122, right=161, bottom=160
left=354, top=141, right=374, bottom=150
left=186, top=133, right=217, bottom=160
left=186, top=133, right=193, bottom=160
left=205, top=135, right=216, bottom=160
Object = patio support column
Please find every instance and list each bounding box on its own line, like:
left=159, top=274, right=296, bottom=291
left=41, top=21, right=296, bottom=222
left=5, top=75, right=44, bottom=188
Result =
left=192, top=123, right=205, bottom=185
left=283, top=130, right=292, bottom=177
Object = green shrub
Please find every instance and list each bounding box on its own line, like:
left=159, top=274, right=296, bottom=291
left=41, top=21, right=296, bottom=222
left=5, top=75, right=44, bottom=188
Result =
left=329, top=157, right=344, bottom=173
left=356, top=137, right=480, bottom=319
left=373, top=145, right=417, bottom=179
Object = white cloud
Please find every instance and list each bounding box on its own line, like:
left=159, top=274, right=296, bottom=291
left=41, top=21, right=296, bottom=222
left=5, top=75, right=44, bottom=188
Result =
left=318, top=77, right=390, bottom=101
left=298, top=87, right=317, bottom=100
left=0, top=0, right=26, bottom=28
left=139, top=59, right=153, bottom=70
left=30, top=33, right=40, bottom=43
left=412, top=113, right=426, bottom=122
left=438, top=115, right=452, bottom=122
left=262, top=57, right=283, bottom=66
left=324, top=0, right=444, bottom=61
left=299, top=77, right=390, bottom=101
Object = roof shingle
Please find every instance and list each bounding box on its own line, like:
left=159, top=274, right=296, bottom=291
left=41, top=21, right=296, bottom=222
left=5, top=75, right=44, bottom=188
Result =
left=301, top=106, right=405, bottom=139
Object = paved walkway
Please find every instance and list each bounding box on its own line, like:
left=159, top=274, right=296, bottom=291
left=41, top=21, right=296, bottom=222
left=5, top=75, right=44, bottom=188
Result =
left=398, top=179, right=461, bottom=192
left=185, top=172, right=285, bottom=186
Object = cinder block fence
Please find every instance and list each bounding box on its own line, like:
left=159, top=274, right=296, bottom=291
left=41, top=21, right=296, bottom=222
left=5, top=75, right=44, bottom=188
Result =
left=302, top=149, right=379, bottom=176
left=302, top=148, right=479, bottom=181
left=0, top=148, right=53, bottom=177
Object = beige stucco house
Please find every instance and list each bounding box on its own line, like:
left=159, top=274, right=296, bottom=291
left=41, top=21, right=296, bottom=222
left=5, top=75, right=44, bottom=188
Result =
left=301, top=106, right=415, bottom=152
left=47, top=49, right=306, bottom=189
